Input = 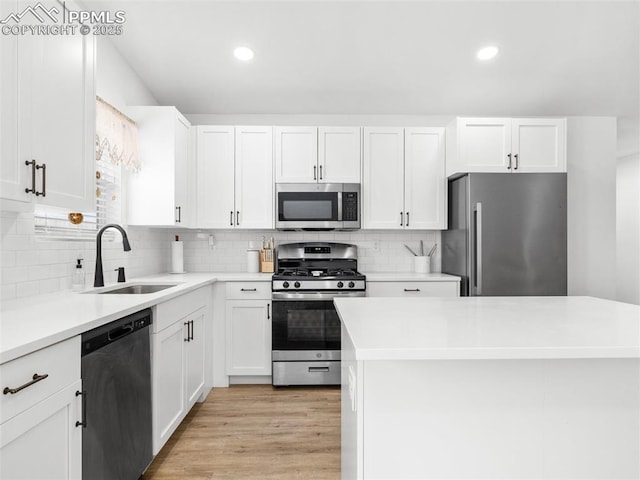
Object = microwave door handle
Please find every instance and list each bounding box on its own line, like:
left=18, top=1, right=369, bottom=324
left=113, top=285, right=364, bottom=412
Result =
left=337, top=192, right=343, bottom=221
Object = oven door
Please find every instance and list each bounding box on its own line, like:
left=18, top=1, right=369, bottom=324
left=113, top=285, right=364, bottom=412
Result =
left=271, top=299, right=341, bottom=352
left=275, top=183, right=342, bottom=229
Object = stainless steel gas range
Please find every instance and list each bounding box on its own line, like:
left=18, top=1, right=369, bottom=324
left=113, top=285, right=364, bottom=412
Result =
left=271, top=242, right=366, bottom=386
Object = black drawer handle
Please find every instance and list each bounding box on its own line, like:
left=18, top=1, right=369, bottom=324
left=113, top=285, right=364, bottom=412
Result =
left=241, top=288, right=257, bottom=292
left=309, top=366, right=330, bottom=373
left=3, top=373, right=49, bottom=395
left=403, top=288, right=421, bottom=292
left=75, top=390, right=87, bottom=428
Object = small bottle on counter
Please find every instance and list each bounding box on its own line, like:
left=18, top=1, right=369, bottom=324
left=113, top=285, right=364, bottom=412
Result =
left=72, top=258, right=85, bottom=291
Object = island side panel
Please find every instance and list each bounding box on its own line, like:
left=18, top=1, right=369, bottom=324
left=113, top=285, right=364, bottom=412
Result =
left=341, top=322, right=364, bottom=480
left=361, top=358, right=640, bottom=479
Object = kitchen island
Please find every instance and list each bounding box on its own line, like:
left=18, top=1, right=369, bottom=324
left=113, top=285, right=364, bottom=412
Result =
left=335, top=296, right=640, bottom=480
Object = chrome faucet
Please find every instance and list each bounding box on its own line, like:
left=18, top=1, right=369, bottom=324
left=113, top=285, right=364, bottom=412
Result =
left=94, top=224, right=131, bottom=287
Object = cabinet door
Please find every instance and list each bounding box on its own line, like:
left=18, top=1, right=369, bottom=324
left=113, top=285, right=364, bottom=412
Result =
left=404, top=128, right=446, bottom=229
left=196, top=126, right=235, bottom=228
left=185, top=308, right=206, bottom=409
left=152, top=320, right=185, bottom=454
left=235, top=126, right=274, bottom=229
left=225, top=300, right=271, bottom=376
left=0, top=0, right=30, bottom=204
left=0, top=380, right=82, bottom=480
left=362, top=128, right=404, bottom=229
left=457, top=118, right=512, bottom=172
left=318, top=127, right=361, bottom=183
left=19, top=0, right=95, bottom=211
left=174, top=113, right=192, bottom=226
left=512, top=118, right=566, bottom=172
left=275, top=127, right=318, bottom=183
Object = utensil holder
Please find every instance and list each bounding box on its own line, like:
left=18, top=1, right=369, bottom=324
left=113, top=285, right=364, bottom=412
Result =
left=414, top=256, right=430, bottom=274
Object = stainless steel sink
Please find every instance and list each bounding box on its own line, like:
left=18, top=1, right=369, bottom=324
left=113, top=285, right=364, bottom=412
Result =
left=95, top=284, right=178, bottom=294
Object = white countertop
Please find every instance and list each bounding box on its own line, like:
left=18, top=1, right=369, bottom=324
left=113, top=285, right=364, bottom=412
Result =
left=363, top=272, right=460, bottom=282
left=0, top=272, right=272, bottom=364
left=335, top=296, right=640, bottom=361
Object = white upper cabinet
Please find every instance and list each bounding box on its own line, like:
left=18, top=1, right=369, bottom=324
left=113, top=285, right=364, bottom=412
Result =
left=511, top=118, right=566, bottom=172
left=318, top=127, right=361, bottom=183
left=127, top=107, right=192, bottom=226
left=451, top=117, right=566, bottom=175
left=196, top=126, right=273, bottom=229
left=234, top=126, right=274, bottom=229
left=363, top=128, right=405, bottom=229
left=363, top=127, right=446, bottom=230
left=275, top=127, right=318, bottom=183
left=1, top=0, right=95, bottom=210
left=404, top=128, right=446, bottom=229
left=196, top=126, right=235, bottom=228
left=276, top=126, right=361, bottom=183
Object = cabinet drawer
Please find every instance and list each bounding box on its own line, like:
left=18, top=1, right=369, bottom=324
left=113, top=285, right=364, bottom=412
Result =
left=1, top=336, right=80, bottom=424
left=367, top=281, right=458, bottom=298
left=154, top=286, right=209, bottom=333
left=225, top=282, right=271, bottom=300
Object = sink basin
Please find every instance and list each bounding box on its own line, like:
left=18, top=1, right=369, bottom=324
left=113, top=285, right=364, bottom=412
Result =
left=94, top=284, right=178, bottom=294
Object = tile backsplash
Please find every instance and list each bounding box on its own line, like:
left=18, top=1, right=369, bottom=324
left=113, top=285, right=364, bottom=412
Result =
left=1, top=209, right=442, bottom=302
left=181, top=229, right=442, bottom=274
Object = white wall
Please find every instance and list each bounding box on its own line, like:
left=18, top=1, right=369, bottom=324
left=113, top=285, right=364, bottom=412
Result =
left=0, top=38, right=165, bottom=302
left=616, top=153, right=640, bottom=304
left=566, top=117, right=617, bottom=300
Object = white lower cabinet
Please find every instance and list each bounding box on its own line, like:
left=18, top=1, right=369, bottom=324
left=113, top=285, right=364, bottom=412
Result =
left=152, top=288, right=208, bottom=454
left=367, top=281, right=459, bottom=297
left=225, top=282, right=272, bottom=377
left=0, top=337, right=82, bottom=480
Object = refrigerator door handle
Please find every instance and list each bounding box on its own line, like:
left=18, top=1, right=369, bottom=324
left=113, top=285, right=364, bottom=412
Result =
left=474, top=202, right=483, bottom=295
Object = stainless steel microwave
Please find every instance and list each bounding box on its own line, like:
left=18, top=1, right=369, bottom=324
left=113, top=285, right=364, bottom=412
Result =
left=275, top=183, right=361, bottom=230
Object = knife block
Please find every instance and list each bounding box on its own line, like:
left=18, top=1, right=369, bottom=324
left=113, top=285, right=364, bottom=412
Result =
left=260, top=249, right=274, bottom=273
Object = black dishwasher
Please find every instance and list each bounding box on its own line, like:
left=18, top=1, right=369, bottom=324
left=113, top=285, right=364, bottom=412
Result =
left=80, top=308, right=153, bottom=480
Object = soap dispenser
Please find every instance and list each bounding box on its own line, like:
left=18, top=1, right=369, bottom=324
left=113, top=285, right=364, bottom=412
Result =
left=72, top=258, right=85, bottom=292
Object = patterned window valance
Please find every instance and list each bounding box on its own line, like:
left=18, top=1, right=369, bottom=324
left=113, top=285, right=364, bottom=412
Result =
left=96, top=96, right=140, bottom=172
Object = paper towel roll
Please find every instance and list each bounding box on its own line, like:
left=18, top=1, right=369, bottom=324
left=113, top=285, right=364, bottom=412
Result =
left=171, top=241, right=184, bottom=273
left=247, top=250, right=260, bottom=273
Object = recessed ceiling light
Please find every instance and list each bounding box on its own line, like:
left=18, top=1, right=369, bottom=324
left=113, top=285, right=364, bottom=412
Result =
left=476, top=45, right=499, bottom=61
left=233, top=46, right=254, bottom=62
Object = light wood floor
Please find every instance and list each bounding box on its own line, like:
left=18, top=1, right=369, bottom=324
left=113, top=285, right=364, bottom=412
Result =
left=143, top=385, right=341, bottom=480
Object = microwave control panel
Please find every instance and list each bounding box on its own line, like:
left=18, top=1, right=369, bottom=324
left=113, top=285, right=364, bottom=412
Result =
left=342, top=192, right=359, bottom=221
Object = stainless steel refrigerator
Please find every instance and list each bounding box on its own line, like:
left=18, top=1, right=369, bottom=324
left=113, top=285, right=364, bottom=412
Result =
left=442, top=173, right=567, bottom=296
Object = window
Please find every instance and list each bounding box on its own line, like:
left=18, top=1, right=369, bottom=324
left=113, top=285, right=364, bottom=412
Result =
left=35, top=97, right=138, bottom=240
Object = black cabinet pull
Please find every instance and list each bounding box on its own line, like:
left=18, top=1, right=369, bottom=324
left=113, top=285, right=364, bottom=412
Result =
left=176, top=206, right=181, bottom=223
left=267, top=303, right=270, bottom=320
left=507, top=153, right=512, bottom=170
left=189, top=320, right=194, bottom=341
left=514, top=153, right=519, bottom=170
left=35, top=163, right=46, bottom=197
left=3, top=373, right=49, bottom=395
left=236, top=211, right=240, bottom=226
left=75, top=390, right=87, bottom=428
left=400, top=212, right=404, bottom=226
left=25, top=160, right=37, bottom=194
left=406, top=212, right=410, bottom=227
left=230, top=211, right=233, bottom=226
left=313, top=165, right=317, bottom=180
left=184, top=321, right=190, bottom=342
left=241, top=288, right=257, bottom=292
left=319, top=165, right=323, bottom=180
left=403, top=288, right=421, bottom=292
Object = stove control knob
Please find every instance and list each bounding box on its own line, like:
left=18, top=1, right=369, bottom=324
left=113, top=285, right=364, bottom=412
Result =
left=294, top=281, right=301, bottom=289
left=337, top=281, right=344, bottom=288
left=282, top=281, right=289, bottom=289
left=348, top=281, right=355, bottom=288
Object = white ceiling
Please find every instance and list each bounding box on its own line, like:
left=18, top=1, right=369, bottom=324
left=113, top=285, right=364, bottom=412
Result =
left=90, top=0, right=639, bottom=151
